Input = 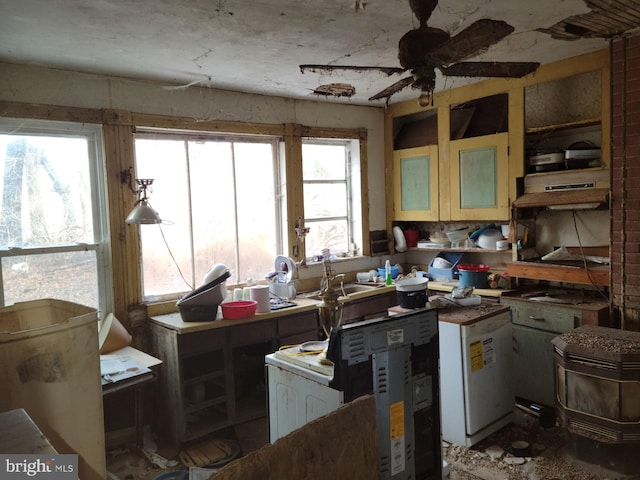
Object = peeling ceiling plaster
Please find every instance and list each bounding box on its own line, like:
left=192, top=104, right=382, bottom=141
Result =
left=0, top=0, right=636, bottom=106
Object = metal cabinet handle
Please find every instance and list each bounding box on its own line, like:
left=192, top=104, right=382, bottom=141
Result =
left=529, top=315, right=546, bottom=321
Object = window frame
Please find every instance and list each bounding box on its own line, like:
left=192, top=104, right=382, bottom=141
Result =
left=134, top=128, right=284, bottom=301
left=0, top=118, right=113, bottom=315
left=301, top=137, right=358, bottom=259
left=130, top=120, right=369, bottom=313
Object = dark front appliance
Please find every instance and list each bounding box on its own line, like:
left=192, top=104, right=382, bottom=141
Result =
left=327, top=308, right=441, bottom=480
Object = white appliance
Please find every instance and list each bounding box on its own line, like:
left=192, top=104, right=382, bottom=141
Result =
left=438, top=304, right=514, bottom=447
left=265, top=351, right=342, bottom=442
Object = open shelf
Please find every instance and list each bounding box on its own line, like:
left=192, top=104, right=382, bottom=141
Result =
left=525, top=117, right=600, bottom=135
left=408, top=247, right=512, bottom=254
left=506, top=261, right=609, bottom=287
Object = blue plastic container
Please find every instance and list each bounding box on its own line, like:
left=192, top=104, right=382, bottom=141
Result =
left=378, top=265, right=400, bottom=279
left=428, top=252, right=464, bottom=281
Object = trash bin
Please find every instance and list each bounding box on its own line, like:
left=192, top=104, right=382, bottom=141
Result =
left=0, top=299, right=105, bottom=480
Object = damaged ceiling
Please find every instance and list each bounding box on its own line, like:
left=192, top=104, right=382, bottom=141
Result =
left=0, top=0, right=639, bottom=106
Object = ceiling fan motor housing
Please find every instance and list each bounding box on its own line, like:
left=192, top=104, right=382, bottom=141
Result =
left=398, top=27, right=450, bottom=69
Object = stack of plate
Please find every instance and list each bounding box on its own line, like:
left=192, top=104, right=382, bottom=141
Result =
left=429, top=231, right=450, bottom=247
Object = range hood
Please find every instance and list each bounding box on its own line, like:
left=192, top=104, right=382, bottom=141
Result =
left=512, top=187, right=609, bottom=209
left=514, top=169, right=610, bottom=210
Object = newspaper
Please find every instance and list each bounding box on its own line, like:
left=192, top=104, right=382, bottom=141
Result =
left=100, top=355, right=151, bottom=385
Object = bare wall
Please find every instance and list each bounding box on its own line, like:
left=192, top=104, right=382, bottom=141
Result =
left=0, top=61, right=387, bottom=232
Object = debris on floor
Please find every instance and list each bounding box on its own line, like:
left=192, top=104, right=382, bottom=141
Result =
left=442, top=409, right=636, bottom=480
left=108, top=410, right=637, bottom=480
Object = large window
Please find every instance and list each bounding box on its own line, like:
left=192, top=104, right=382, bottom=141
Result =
left=0, top=119, right=111, bottom=314
left=302, top=139, right=362, bottom=259
left=134, top=132, right=281, bottom=301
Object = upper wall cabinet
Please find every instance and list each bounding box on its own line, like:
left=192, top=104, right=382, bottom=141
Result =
left=447, top=94, right=510, bottom=221
left=391, top=95, right=510, bottom=221
left=449, top=94, right=509, bottom=140
left=524, top=70, right=607, bottom=178
left=386, top=50, right=610, bottom=232
left=393, top=145, right=439, bottom=221
left=449, top=133, right=510, bottom=221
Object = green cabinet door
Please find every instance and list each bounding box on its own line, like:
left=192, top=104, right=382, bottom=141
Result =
left=393, top=146, right=439, bottom=221
left=449, top=133, right=509, bottom=221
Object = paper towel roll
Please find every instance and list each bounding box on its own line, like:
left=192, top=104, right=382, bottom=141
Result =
left=250, top=285, right=271, bottom=313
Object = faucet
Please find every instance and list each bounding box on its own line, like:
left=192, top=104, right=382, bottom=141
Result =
left=317, top=249, right=344, bottom=339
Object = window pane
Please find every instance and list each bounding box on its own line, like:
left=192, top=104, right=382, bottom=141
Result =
left=305, top=219, right=348, bottom=258
left=0, top=135, right=94, bottom=248
left=136, top=139, right=194, bottom=296
left=302, top=144, right=346, bottom=180
left=2, top=252, right=98, bottom=308
left=302, top=140, right=354, bottom=258
left=304, top=183, right=347, bottom=218
left=234, top=143, right=278, bottom=283
left=189, top=141, right=236, bottom=284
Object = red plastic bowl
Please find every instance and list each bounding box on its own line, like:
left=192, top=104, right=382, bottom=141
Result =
left=457, top=264, right=491, bottom=272
left=221, top=300, right=257, bottom=319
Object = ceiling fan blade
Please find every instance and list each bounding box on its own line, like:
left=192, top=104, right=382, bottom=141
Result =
left=428, top=19, right=515, bottom=65
left=369, top=76, right=414, bottom=101
left=440, top=61, right=540, bottom=78
left=300, top=64, right=405, bottom=76
left=409, top=0, right=439, bottom=26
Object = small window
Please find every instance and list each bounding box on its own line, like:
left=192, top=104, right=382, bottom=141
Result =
left=0, top=119, right=111, bottom=314
left=302, top=139, right=362, bottom=259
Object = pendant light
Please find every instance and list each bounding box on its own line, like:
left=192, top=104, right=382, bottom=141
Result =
left=121, top=168, right=162, bottom=225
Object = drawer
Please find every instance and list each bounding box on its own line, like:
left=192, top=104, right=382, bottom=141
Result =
left=229, top=320, right=276, bottom=345
left=178, top=328, right=226, bottom=356
left=278, top=311, right=318, bottom=337
left=501, top=298, right=580, bottom=333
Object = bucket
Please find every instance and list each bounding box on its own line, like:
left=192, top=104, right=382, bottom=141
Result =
left=378, top=265, right=400, bottom=280
left=457, top=264, right=490, bottom=288
left=404, top=229, right=420, bottom=248
left=395, top=277, right=428, bottom=309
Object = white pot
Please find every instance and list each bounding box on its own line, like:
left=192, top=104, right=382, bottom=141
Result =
left=395, top=277, right=428, bottom=292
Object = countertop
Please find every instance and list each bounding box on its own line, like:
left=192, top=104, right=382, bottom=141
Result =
left=501, top=286, right=610, bottom=310
left=150, top=281, right=511, bottom=334
left=0, top=408, right=57, bottom=454
left=390, top=301, right=509, bottom=326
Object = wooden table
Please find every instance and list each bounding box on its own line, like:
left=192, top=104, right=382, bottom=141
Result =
left=101, top=346, right=162, bottom=453
left=0, top=408, right=57, bottom=454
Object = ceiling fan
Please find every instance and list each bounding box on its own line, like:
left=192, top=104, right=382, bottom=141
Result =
left=300, top=0, right=540, bottom=105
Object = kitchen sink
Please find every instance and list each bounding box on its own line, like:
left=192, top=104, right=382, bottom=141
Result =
left=304, top=283, right=383, bottom=300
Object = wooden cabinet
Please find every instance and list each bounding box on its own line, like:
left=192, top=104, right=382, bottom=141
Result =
left=391, top=94, right=512, bottom=222
left=524, top=69, right=608, bottom=175
left=149, top=323, right=229, bottom=449
left=393, top=145, right=439, bottom=221
left=149, top=309, right=319, bottom=450
left=500, top=294, right=609, bottom=407
left=393, top=133, right=510, bottom=222
left=449, top=133, right=510, bottom=221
